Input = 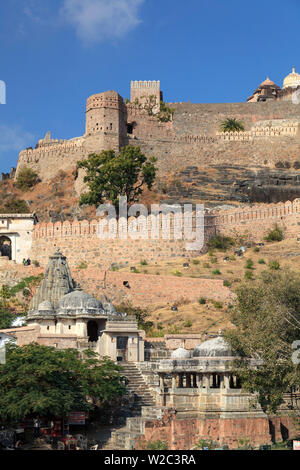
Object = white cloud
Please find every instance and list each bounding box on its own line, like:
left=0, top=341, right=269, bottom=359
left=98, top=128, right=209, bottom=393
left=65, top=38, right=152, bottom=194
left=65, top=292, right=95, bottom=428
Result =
left=0, top=125, right=35, bottom=153
left=60, top=0, right=144, bottom=44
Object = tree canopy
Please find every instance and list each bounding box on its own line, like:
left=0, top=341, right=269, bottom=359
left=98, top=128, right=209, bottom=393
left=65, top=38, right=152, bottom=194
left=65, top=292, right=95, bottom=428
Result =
left=225, top=269, right=300, bottom=413
left=15, top=167, right=40, bottom=191
left=0, top=275, right=43, bottom=329
left=220, top=118, right=245, bottom=133
left=0, top=343, right=125, bottom=423
left=78, top=145, right=157, bottom=211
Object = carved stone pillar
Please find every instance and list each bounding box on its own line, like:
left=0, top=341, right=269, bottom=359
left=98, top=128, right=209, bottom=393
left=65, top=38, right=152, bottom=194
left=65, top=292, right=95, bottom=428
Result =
left=172, top=374, right=177, bottom=390
left=224, top=374, right=230, bottom=389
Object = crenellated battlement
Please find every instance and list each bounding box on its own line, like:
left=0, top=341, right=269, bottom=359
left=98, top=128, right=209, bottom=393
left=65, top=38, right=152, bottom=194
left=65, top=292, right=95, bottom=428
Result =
left=131, top=80, right=160, bottom=89
left=216, top=120, right=299, bottom=141
left=29, top=199, right=300, bottom=269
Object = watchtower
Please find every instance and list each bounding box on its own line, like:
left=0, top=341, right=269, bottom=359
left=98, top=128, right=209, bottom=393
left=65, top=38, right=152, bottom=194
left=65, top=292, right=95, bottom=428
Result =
left=130, top=80, right=162, bottom=110
left=85, top=90, right=127, bottom=151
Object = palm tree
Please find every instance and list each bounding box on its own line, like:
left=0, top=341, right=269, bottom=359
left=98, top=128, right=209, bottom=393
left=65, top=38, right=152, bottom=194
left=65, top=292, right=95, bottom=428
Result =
left=220, top=118, right=245, bottom=133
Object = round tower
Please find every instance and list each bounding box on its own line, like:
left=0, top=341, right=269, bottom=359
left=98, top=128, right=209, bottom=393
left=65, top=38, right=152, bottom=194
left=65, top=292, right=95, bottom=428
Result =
left=85, top=90, right=127, bottom=152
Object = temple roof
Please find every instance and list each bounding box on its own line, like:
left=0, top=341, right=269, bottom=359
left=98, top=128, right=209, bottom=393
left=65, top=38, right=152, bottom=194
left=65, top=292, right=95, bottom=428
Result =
left=283, top=67, right=300, bottom=89
left=57, top=289, right=105, bottom=315
left=171, top=347, right=191, bottom=359
left=29, top=249, right=75, bottom=311
left=193, top=335, right=236, bottom=358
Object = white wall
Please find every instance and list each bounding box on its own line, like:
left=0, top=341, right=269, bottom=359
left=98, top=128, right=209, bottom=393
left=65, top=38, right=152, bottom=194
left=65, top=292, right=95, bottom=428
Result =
left=0, top=215, right=35, bottom=264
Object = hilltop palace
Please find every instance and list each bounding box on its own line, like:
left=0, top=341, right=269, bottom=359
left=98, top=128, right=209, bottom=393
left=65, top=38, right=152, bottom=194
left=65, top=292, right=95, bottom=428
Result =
left=15, top=67, right=300, bottom=184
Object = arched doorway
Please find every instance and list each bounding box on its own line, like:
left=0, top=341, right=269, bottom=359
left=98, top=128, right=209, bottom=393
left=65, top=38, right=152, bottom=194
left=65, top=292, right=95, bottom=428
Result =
left=87, top=320, right=99, bottom=342
left=0, top=236, right=12, bottom=260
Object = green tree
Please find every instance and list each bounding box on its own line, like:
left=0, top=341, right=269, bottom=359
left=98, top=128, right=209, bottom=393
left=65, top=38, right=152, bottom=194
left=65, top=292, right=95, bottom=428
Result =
left=15, top=167, right=40, bottom=191
left=220, top=118, right=245, bottom=133
left=225, top=269, right=300, bottom=413
left=115, top=301, right=154, bottom=333
left=78, top=146, right=157, bottom=211
left=0, top=343, right=125, bottom=423
left=0, top=275, right=44, bottom=328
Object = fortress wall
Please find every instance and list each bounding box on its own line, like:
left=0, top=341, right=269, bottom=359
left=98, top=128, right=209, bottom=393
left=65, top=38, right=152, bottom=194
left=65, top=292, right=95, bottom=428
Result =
left=16, top=140, right=86, bottom=180
left=29, top=200, right=300, bottom=271
left=30, top=216, right=214, bottom=269
left=170, top=101, right=300, bottom=135
left=215, top=199, right=300, bottom=241
left=132, top=135, right=300, bottom=176
left=15, top=99, right=300, bottom=182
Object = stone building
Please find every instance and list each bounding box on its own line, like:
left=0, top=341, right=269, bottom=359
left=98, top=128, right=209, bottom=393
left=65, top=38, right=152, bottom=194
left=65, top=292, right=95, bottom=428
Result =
left=7, top=249, right=145, bottom=362
left=0, top=213, right=36, bottom=264
left=15, top=70, right=300, bottom=187
left=108, top=334, right=300, bottom=450
left=247, top=77, right=281, bottom=102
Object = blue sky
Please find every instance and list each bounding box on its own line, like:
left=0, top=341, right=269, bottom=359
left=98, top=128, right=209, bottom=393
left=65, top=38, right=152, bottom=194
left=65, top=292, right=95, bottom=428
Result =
left=0, top=0, right=299, bottom=172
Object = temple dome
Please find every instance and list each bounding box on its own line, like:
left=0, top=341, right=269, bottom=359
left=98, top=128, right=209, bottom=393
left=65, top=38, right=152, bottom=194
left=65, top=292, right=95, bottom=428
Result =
left=37, top=301, right=54, bottom=313
left=193, top=335, right=235, bottom=358
left=283, top=67, right=300, bottom=89
left=57, top=289, right=105, bottom=315
left=171, top=347, right=191, bottom=359
left=259, top=77, right=277, bottom=87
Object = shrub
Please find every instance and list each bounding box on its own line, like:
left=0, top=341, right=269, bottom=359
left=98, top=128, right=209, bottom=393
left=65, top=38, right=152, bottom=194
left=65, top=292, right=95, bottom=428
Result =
left=172, top=270, right=183, bottom=277
left=146, top=440, right=168, bottom=450
left=245, top=270, right=254, bottom=280
left=213, top=301, right=223, bottom=309
left=269, top=260, right=280, bottom=270
left=207, top=235, right=235, bottom=251
left=253, top=247, right=260, bottom=253
left=223, top=280, right=232, bottom=287
left=211, top=257, right=218, bottom=264
left=258, top=258, right=266, bottom=264
left=192, top=259, right=200, bottom=265
left=194, top=439, right=215, bottom=450
left=198, top=297, right=206, bottom=305
left=0, top=199, right=29, bottom=213
left=132, top=267, right=140, bottom=274
left=203, top=263, right=211, bottom=268
left=77, top=261, right=88, bottom=270
left=15, top=167, right=40, bottom=191
left=115, top=301, right=153, bottom=333
left=212, top=269, right=221, bottom=275
left=32, top=260, right=40, bottom=267
left=245, top=259, right=254, bottom=269
left=184, top=320, right=192, bottom=328
left=110, top=264, right=119, bottom=271
left=140, top=260, right=148, bottom=266
left=264, top=224, right=284, bottom=242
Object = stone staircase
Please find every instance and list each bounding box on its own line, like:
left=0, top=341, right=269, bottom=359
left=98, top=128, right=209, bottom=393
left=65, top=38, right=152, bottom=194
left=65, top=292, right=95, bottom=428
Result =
left=102, top=406, right=163, bottom=450
left=121, top=362, right=156, bottom=408
left=100, top=362, right=158, bottom=450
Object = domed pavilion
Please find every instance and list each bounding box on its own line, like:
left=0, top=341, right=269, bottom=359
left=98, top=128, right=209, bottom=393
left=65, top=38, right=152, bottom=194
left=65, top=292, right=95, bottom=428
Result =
left=247, top=77, right=281, bottom=102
